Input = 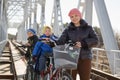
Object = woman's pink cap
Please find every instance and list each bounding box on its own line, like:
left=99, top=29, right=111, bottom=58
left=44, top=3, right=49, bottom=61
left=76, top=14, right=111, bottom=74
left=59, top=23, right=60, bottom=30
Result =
left=68, top=8, right=82, bottom=18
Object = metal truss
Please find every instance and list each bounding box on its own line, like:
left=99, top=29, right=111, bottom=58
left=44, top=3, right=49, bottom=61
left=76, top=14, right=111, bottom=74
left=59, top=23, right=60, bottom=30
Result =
left=51, top=0, right=64, bottom=37
left=7, top=0, right=40, bottom=23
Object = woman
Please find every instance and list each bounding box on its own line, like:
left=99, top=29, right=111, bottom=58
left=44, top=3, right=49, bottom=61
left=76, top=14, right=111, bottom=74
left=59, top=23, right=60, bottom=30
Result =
left=55, top=8, right=98, bottom=80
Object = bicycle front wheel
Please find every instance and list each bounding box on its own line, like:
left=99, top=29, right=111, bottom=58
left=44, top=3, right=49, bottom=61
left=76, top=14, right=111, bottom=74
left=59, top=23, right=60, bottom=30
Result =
left=61, top=71, right=73, bottom=80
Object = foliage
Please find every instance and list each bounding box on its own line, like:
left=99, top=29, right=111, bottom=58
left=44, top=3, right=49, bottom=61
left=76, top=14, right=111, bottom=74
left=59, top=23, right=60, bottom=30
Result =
left=93, top=26, right=103, bottom=48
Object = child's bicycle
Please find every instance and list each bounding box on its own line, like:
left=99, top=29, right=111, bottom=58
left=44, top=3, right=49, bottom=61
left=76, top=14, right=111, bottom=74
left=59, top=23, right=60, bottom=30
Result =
left=23, top=57, right=36, bottom=80
left=40, top=56, right=72, bottom=80
left=40, top=42, right=80, bottom=80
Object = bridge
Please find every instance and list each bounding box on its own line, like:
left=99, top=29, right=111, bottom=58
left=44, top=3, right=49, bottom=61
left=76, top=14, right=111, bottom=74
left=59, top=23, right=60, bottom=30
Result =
left=0, top=0, right=120, bottom=80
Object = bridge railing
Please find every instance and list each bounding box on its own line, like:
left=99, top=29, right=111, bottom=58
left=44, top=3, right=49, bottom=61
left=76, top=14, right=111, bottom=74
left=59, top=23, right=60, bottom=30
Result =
left=92, top=48, right=120, bottom=77
left=0, top=40, right=7, bottom=55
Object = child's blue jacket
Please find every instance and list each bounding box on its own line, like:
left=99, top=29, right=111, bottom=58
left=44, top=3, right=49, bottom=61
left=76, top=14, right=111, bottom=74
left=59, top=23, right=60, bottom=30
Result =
left=32, top=34, right=58, bottom=57
left=32, top=41, right=53, bottom=57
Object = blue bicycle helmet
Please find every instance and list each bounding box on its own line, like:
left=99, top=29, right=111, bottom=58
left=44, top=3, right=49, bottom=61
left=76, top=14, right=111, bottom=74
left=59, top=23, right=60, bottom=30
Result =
left=27, top=28, right=36, bottom=35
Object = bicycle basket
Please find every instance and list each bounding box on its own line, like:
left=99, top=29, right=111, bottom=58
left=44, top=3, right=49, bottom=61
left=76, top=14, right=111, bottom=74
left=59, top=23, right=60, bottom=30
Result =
left=53, top=45, right=80, bottom=69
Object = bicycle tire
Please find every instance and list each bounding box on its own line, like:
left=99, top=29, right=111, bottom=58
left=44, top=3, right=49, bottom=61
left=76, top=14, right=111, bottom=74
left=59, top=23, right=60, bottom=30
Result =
left=34, top=73, right=41, bottom=80
left=24, top=64, right=35, bottom=80
left=24, top=68, right=32, bottom=80
left=43, top=69, right=73, bottom=80
left=61, top=71, right=73, bottom=80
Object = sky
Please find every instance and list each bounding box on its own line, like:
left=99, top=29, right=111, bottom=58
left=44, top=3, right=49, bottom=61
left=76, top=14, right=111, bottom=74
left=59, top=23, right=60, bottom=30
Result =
left=101, top=0, right=120, bottom=33
left=8, top=0, right=120, bottom=35
left=44, top=0, right=120, bottom=33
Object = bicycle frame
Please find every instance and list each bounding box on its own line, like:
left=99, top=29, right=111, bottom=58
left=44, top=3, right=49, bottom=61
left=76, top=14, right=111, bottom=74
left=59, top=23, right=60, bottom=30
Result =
left=35, top=56, right=66, bottom=80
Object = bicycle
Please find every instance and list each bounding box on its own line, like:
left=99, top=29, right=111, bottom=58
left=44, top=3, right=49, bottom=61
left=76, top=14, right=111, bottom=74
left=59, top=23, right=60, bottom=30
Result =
left=39, top=57, right=72, bottom=80
left=23, top=56, right=36, bottom=80
left=40, top=42, right=80, bottom=80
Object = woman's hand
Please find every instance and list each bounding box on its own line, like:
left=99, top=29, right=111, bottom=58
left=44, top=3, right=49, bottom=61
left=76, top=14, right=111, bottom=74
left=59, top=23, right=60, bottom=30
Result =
left=75, top=41, right=81, bottom=48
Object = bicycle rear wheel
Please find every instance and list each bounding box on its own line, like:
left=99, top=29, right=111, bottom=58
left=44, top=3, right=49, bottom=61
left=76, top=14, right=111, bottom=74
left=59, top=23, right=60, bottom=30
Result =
left=24, top=64, right=35, bottom=80
left=24, top=68, right=33, bottom=80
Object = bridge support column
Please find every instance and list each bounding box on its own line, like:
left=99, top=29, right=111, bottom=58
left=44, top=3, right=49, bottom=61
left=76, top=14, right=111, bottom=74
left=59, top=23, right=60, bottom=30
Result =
left=94, top=0, right=119, bottom=75
left=33, top=1, right=38, bottom=35
left=51, top=0, right=64, bottom=37
left=0, top=0, right=7, bottom=41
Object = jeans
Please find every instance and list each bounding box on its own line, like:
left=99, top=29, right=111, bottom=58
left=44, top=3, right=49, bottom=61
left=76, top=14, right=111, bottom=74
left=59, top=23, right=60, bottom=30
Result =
left=35, top=54, right=55, bottom=72
left=38, top=55, right=46, bottom=72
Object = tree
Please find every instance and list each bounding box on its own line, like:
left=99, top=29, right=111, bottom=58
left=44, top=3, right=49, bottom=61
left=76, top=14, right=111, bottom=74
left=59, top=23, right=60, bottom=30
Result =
left=93, top=26, right=103, bottom=48
left=115, top=33, right=120, bottom=49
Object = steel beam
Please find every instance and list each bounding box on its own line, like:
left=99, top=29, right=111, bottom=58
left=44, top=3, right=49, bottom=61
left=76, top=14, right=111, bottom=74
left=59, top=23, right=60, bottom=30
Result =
left=85, top=0, right=93, bottom=25
left=94, top=0, right=119, bottom=75
left=33, top=1, right=38, bottom=34
left=51, top=0, right=64, bottom=37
